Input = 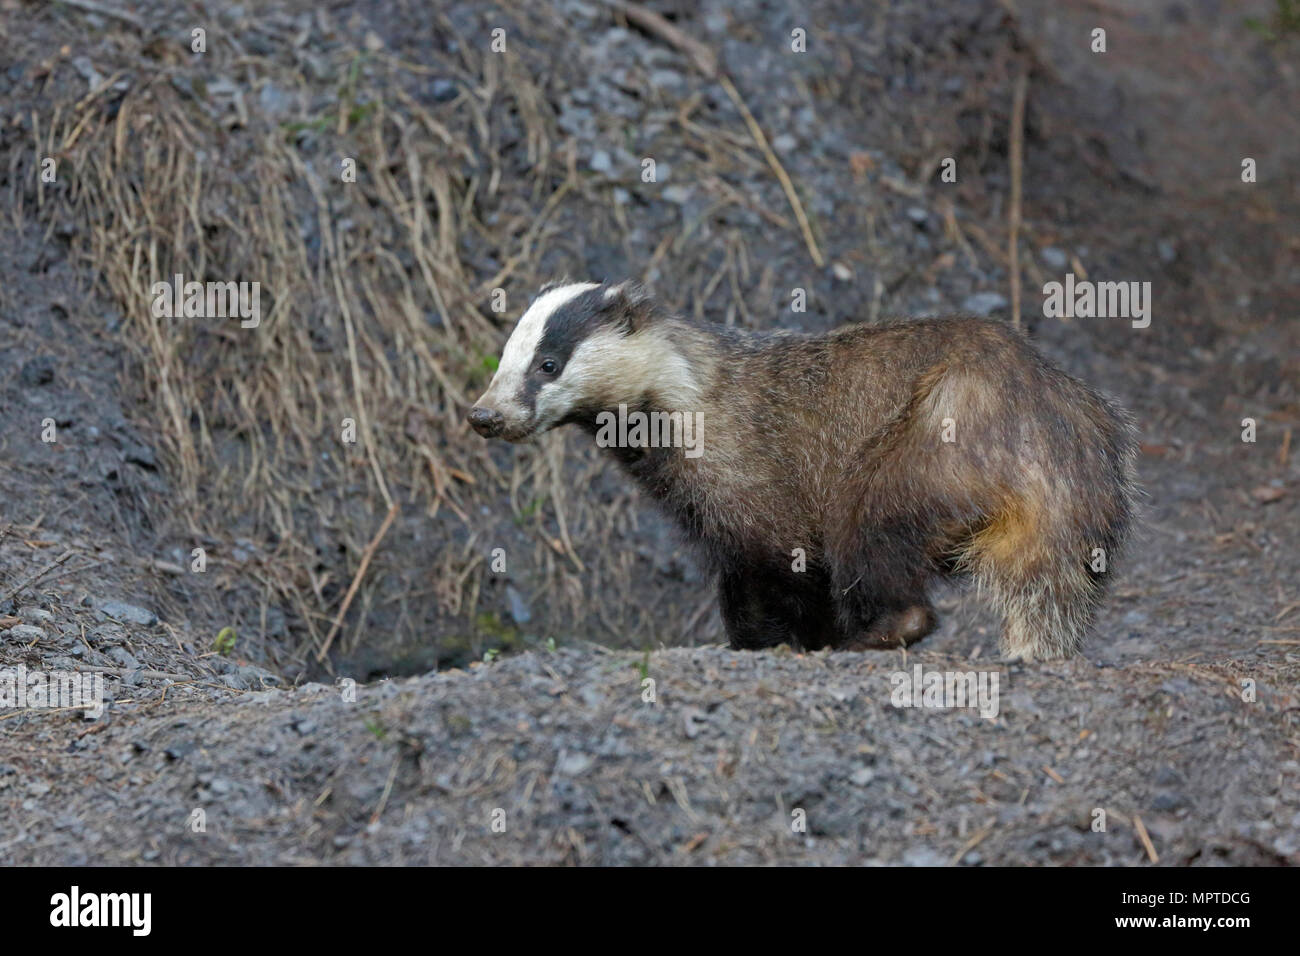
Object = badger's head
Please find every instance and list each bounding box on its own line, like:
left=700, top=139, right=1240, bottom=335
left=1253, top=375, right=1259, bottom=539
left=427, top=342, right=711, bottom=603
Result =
left=469, top=280, right=683, bottom=441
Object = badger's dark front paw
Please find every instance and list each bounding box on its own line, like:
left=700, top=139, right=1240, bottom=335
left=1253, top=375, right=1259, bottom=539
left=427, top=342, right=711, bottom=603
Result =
left=840, top=604, right=938, bottom=651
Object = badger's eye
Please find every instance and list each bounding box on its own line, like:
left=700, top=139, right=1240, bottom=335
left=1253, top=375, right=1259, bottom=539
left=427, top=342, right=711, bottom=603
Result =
left=539, top=359, right=559, bottom=376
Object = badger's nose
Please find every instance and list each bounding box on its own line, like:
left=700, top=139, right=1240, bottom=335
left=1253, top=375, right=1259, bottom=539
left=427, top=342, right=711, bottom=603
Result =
left=468, top=406, right=504, bottom=438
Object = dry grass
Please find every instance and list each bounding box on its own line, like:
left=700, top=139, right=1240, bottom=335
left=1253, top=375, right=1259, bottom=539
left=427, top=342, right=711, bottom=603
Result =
left=8, top=7, right=609, bottom=670
left=7, top=2, right=841, bottom=672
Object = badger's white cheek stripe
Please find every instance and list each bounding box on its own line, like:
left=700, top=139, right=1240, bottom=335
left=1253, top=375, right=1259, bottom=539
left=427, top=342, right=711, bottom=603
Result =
left=530, top=332, right=625, bottom=428
left=534, top=366, right=600, bottom=426
left=533, top=382, right=567, bottom=426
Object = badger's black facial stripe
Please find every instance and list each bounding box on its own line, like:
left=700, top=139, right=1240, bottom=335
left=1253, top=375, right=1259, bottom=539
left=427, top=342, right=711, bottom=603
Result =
left=536, top=286, right=623, bottom=365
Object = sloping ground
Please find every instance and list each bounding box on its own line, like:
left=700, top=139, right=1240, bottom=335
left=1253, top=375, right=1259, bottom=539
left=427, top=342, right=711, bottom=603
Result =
left=2, top=0, right=1299, bottom=865
left=4, top=647, right=1297, bottom=865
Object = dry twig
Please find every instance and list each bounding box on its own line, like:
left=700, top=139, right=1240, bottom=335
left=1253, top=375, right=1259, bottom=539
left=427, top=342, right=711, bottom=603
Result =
left=1008, top=65, right=1029, bottom=330
left=317, top=503, right=400, bottom=662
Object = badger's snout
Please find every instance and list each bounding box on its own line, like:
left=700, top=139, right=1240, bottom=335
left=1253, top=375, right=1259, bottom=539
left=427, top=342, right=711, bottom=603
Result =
left=467, top=406, right=505, bottom=438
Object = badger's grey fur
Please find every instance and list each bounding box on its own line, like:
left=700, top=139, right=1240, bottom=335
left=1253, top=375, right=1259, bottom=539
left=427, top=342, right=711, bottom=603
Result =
left=469, top=280, right=1138, bottom=661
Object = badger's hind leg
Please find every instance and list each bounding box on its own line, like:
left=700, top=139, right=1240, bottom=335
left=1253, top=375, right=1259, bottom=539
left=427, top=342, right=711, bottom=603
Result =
left=960, top=498, right=1103, bottom=661
left=838, top=602, right=938, bottom=651
left=826, top=424, right=947, bottom=650
left=831, top=351, right=1133, bottom=662
left=827, top=514, right=942, bottom=650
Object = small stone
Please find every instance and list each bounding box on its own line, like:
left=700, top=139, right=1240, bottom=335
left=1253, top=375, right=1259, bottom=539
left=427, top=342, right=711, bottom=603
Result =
left=431, top=78, right=457, bottom=102
left=1040, top=247, right=1069, bottom=270
left=237, top=664, right=280, bottom=687
left=649, top=69, right=685, bottom=92
left=557, top=752, right=593, bottom=776
left=6, top=624, right=46, bottom=642
left=1273, top=832, right=1300, bottom=857
left=71, top=56, right=102, bottom=89
left=850, top=765, right=875, bottom=786
left=257, top=82, right=290, bottom=119
left=96, top=600, right=157, bottom=626
left=106, top=646, right=140, bottom=669
left=1153, top=765, right=1184, bottom=787
left=164, top=741, right=195, bottom=761
left=682, top=707, right=707, bottom=740
left=901, top=846, right=947, bottom=866
left=123, top=444, right=156, bottom=469
left=301, top=53, right=333, bottom=83
left=506, top=585, right=532, bottom=625
left=962, top=292, right=1008, bottom=316
left=1151, top=791, right=1188, bottom=811
left=19, top=358, right=54, bottom=386
left=589, top=150, right=613, bottom=174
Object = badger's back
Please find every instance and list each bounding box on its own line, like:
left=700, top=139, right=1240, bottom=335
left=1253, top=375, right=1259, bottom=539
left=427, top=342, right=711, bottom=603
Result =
left=619, top=315, right=1135, bottom=577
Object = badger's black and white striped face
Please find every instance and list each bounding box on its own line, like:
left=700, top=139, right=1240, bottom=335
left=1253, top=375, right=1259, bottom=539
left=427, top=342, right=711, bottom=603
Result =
left=469, top=281, right=655, bottom=441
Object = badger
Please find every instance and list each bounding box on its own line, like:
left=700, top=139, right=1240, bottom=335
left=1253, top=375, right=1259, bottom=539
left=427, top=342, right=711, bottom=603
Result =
left=468, top=280, right=1137, bottom=661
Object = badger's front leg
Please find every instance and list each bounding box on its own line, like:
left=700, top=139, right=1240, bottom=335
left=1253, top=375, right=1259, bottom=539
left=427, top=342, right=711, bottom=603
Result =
left=717, top=565, right=840, bottom=651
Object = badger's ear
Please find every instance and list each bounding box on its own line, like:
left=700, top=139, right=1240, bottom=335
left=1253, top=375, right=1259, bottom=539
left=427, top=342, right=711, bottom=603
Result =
left=600, top=280, right=653, bottom=335
left=538, top=276, right=571, bottom=295
left=531, top=276, right=572, bottom=306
